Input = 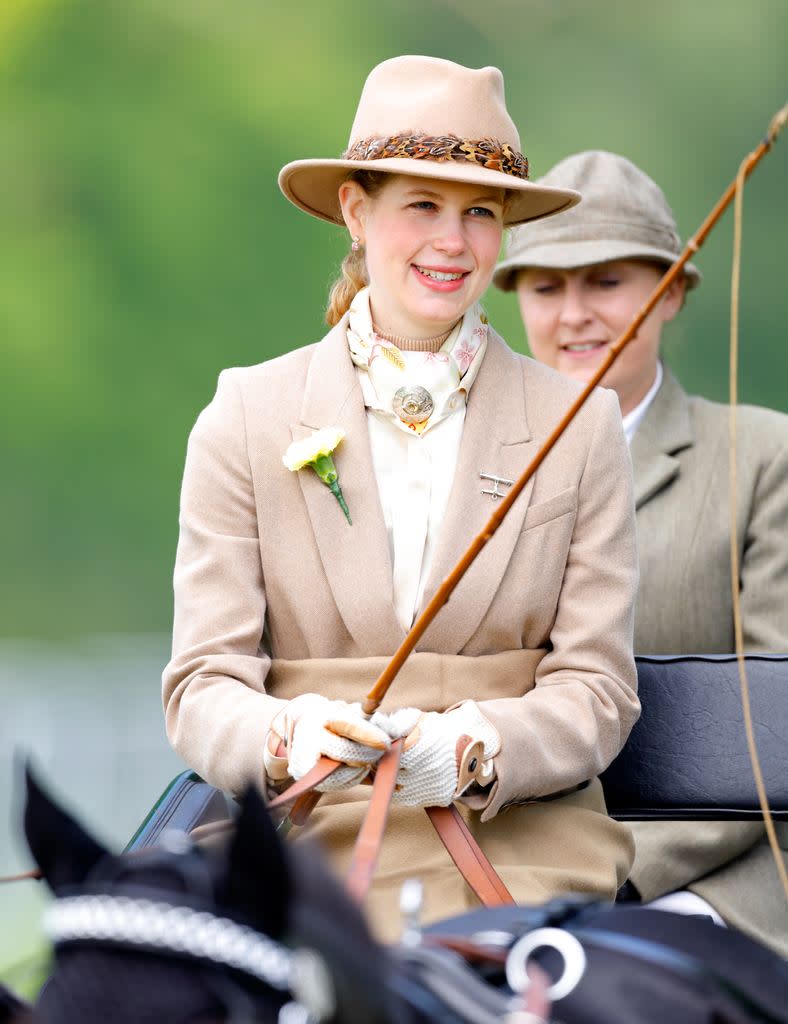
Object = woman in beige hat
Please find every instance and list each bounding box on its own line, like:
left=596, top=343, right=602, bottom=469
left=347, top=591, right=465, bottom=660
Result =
left=163, top=60, right=641, bottom=939
left=495, top=149, right=788, bottom=955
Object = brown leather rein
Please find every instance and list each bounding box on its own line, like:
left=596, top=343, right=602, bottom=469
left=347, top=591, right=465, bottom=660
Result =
left=264, top=739, right=514, bottom=908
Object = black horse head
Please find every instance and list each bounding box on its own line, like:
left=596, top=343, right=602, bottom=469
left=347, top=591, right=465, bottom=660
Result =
left=15, top=766, right=784, bottom=1024
left=19, top=765, right=408, bottom=1024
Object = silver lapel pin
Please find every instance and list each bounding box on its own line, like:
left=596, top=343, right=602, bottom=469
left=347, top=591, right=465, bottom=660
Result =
left=480, top=472, right=514, bottom=500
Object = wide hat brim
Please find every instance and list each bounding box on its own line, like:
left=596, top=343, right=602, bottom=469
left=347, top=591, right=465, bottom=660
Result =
left=493, top=237, right=702, bottom=291
left=278, top=156, right=581, bottom=227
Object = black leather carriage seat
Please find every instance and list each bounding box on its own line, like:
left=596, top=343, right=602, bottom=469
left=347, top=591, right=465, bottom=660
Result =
left=127, top=773, right=233, bottom=851
left=600, top=653, right=788, bottom=820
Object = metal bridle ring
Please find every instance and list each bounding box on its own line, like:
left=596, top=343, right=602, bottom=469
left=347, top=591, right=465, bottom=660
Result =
left=505, top=927, right=586, bottom=1002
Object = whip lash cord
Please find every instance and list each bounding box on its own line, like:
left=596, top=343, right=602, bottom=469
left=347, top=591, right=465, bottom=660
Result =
left=728, top=103, right=788, bottom=899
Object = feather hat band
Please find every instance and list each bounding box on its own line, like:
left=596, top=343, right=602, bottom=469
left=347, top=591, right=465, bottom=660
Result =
left=278, top=55, right=580, bottom=227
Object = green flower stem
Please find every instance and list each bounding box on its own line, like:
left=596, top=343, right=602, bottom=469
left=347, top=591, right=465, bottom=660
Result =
left=311, top=455, right=352, bottom=524
left=327, top=479, right=352, bottom=524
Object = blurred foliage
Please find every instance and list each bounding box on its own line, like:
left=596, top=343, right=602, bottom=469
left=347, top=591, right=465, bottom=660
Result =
left=1, top=0, right=786, bottom=638
left=0, top=946, right=51, bottom=1002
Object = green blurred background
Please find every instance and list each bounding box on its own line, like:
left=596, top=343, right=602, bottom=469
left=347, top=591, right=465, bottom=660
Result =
left=1, top=0, right=786, bottom=640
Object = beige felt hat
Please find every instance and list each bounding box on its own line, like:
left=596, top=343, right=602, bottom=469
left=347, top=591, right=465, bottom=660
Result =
left=278, top=55, right=580, bottom=228
left=493, top=150, right=701, bottom=290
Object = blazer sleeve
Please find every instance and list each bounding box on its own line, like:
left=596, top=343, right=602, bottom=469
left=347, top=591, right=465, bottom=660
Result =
left=475, top=388, right=641, bottom=820
left=162, top=369, right=287, bottom=795
left=741, top=433, right=788, bottom=651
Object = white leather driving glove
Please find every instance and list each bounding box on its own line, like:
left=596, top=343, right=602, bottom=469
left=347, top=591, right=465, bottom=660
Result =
left=372, top=700, right=501, bottom=807
left=264, top=693, right=391, bottom=792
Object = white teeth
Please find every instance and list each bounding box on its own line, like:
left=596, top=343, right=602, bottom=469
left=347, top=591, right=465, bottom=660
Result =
left=416, top=266, right=464, bottom=281
left=565, top=342, right=604, bottom=352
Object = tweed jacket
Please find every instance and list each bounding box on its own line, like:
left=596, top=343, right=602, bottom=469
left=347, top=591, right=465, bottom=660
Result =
left=628, top=368, right=788, bottom=955
left=163, top=321, right=640, bottom=935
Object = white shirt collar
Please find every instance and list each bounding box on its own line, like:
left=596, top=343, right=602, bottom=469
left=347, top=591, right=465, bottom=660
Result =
left=622, top=361, right=663, bottom=445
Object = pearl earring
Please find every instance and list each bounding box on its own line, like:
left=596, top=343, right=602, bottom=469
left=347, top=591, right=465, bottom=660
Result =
left=351, top=236, right=362, bottom=252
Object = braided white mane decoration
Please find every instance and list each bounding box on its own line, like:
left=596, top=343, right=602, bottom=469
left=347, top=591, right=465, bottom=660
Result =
left=44, top=894, right=294, bottom=990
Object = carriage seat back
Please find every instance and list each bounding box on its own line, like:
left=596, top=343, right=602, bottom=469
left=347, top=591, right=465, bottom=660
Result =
left=601, top=653, right=788, bottom=820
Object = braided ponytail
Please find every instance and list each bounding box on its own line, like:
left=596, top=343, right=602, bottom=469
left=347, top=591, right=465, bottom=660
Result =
left=325, top=245, right=369, bottom=326
left=324, top=170, right=388, bottom=326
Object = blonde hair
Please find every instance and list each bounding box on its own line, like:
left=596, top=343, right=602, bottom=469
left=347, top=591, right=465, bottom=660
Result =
left=325, top=170, right=388, bottom=326
left=325, top=245, right=369, bottom=327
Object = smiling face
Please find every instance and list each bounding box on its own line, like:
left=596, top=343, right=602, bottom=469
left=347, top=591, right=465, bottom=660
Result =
left=338, top=174, right=505, bottom=338
left=516, top=259, right=685, bottom=415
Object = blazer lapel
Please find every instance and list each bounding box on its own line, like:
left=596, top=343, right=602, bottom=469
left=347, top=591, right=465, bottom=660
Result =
left=419, top=333, right=535, bottom=654
left=294, top=322, right=405, bottom=653
left=630, top=367, right=693, bottom=509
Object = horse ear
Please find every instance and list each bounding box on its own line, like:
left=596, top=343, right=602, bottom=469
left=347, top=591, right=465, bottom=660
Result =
left=217, top=784, right=291, bottom=938
left=0, top=979, right=32, bottom=1022
left=23, top=761, right=109, bottom=894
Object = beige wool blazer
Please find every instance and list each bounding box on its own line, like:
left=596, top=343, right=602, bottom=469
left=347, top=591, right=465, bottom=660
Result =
left=628, top=368, right=788, bottom=955
left=163, top=321, right=640, bottom=938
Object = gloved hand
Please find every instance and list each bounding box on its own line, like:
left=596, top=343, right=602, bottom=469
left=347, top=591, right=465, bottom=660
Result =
left=264, top=693, right=392, bottom=792
left=372, top=701, right=501, bottom=807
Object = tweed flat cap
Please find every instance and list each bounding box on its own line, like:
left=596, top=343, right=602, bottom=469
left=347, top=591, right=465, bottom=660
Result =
left=493, top=150, right=701, bottom=290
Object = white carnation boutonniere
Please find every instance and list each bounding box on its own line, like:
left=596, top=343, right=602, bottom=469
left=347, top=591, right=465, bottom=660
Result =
left=283, top=427, right=352, bottom=524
